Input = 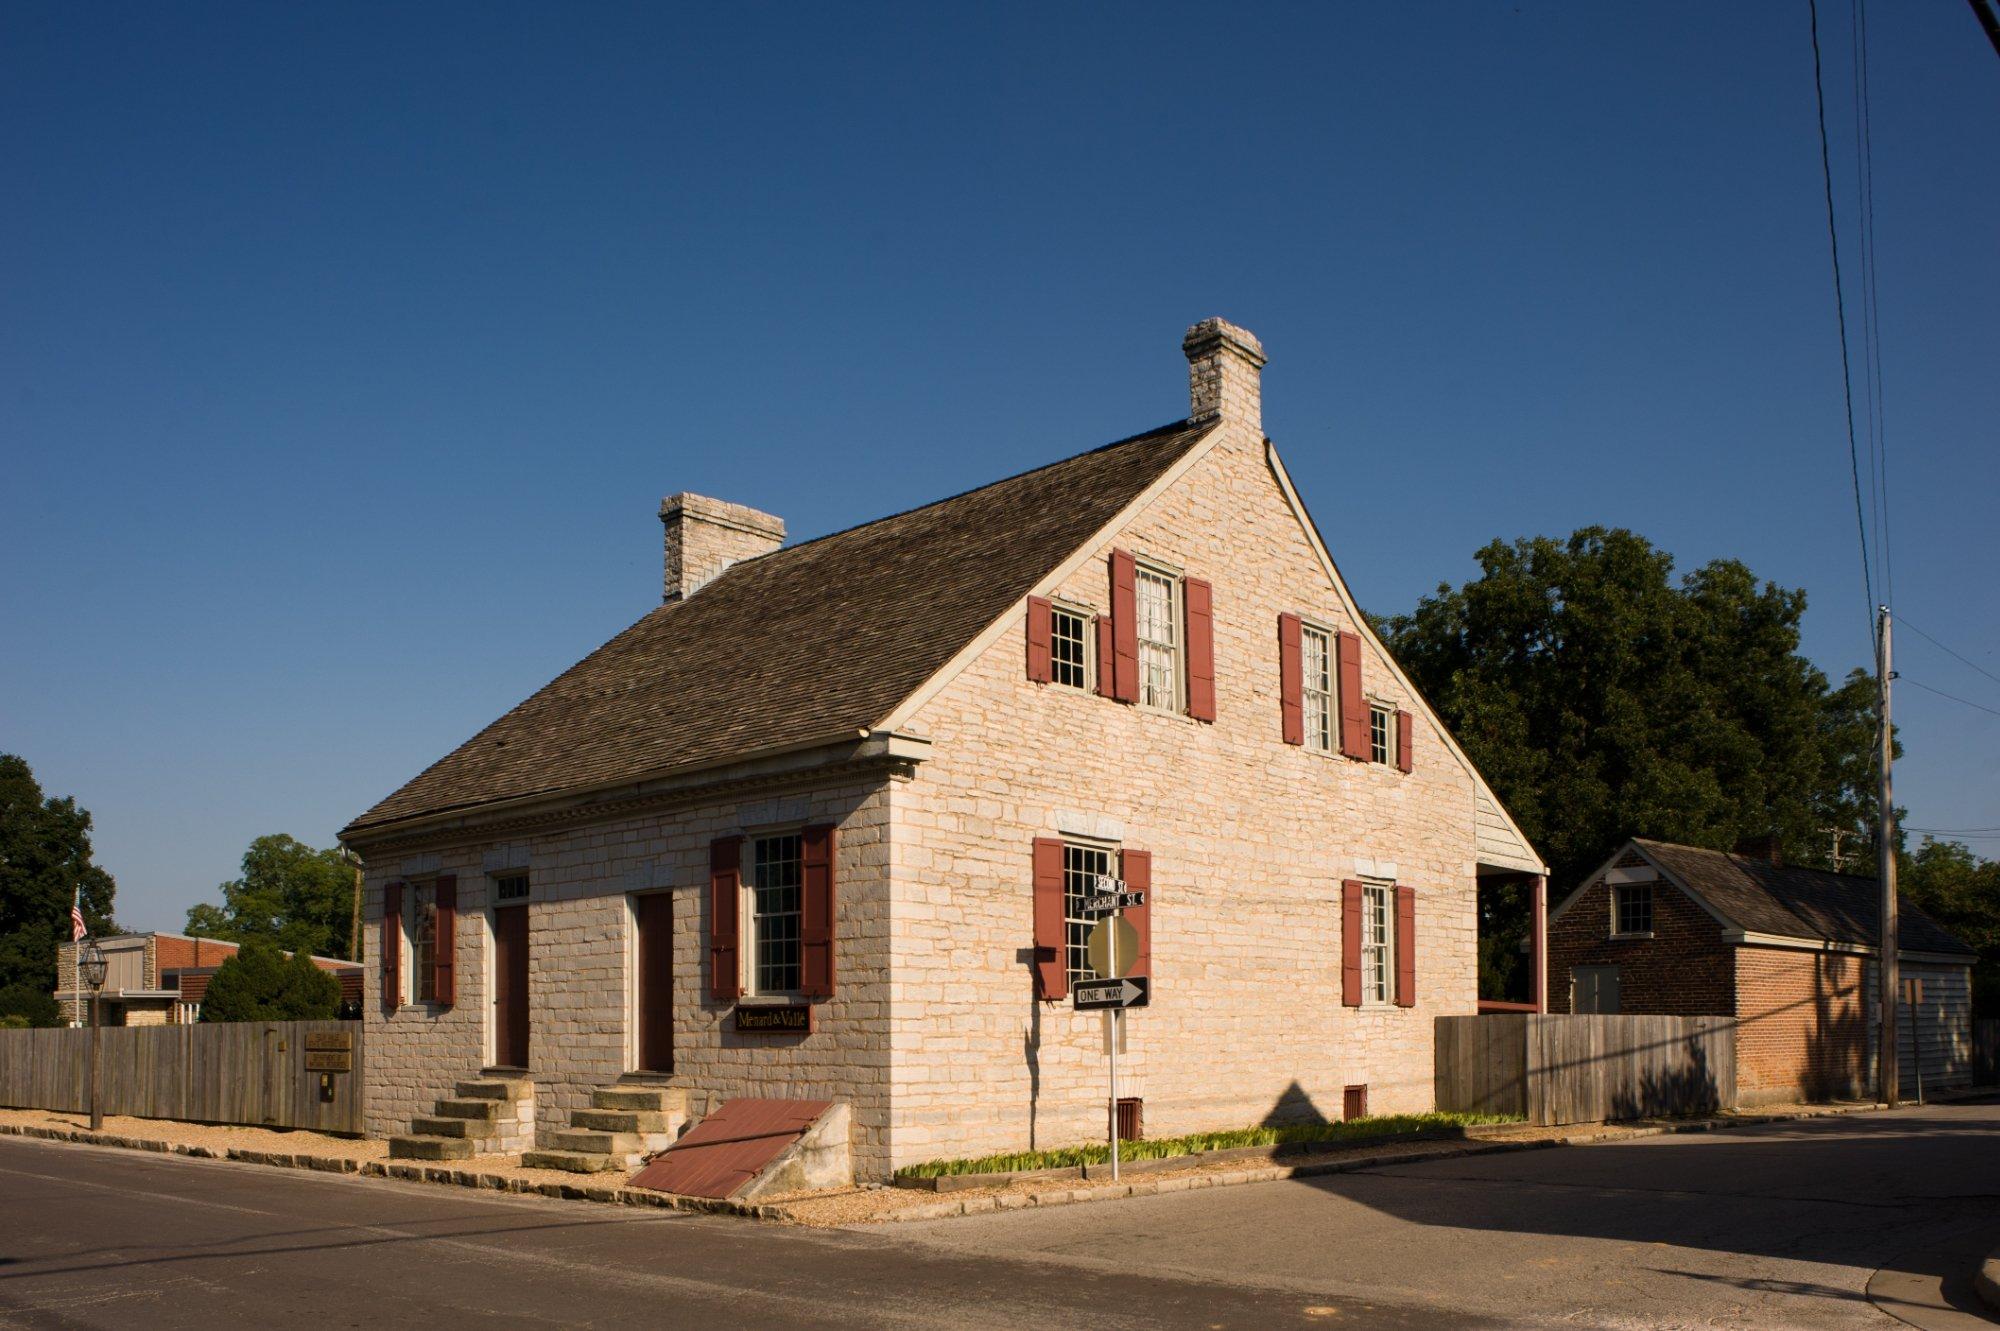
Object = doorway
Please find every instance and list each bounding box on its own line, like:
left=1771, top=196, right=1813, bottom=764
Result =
left=633, top=892, right=673, bottom=1073
left=492, top=900, right=530, bottom=1069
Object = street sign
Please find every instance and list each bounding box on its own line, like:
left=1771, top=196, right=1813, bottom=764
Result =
left=1073, top=976, right=1149, bottom=1010
left=1085, top=915, right=1139, bottom=979
left=1076, top=889, right=1146, bottom=918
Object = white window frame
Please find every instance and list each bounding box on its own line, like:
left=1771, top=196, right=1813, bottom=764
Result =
left=1610, top=882, right=1655, bottom=939
left=743, top=831, right=805, bottom=999
left=1369, top=702, right=1394, bottom=765
left=1361, top=880, right=1396, bottom=1006
left=1062, top=838, right=1119, bottom=989
left=1134, top=560, right=1182, bottom=713
left=1049, top=600, right=1094, bottom=691
left=1301, top=623, right=1334, bottom=753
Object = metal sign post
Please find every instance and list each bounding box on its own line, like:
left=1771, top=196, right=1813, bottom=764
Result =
left=1078, top=910, right=1145, bottom=1181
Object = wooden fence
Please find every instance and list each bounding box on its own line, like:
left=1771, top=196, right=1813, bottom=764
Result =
left=1437, top=1014, right=1737, bottom=1126
left=1977, top=1018, right=2000, bottom=1086
left=0, top=1021, right=363, bottom=1135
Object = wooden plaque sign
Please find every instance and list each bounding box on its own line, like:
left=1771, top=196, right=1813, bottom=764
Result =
left=734, top=1004, right=812, bottom=1034
left=304, top=1032, right=353, bottom=1051
left=304, top=1050, right=353, bottom=1072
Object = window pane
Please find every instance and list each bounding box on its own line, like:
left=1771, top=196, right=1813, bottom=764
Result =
left=1303, top=628, right=1332, bottom=752
left=1363, top=885, right=1390, bottom=1003
left=1063, top=843, right=1115, bottom=987
left=413, top=884, right=437, bottom=1002
left=1051, top=608, right=1088, bottom=689
left=1136, top=568, right=1179, bottom=710
left=1370, top=706, right=1392, bottom=764
left=752, top=834, right=802, bottom=993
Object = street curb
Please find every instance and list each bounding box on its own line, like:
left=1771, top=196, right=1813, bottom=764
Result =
left=861, top=1102, right=1919, bottom=1223
left=0, top=1123, right=783, bottom=1222
left=5, top=1090, right=1985, bottom=1227
left=1975, top=1247, right=2000, bottom=1317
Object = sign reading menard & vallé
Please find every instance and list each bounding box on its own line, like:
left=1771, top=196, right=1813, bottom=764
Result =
left=734, top=1004, right=813, bottom=1034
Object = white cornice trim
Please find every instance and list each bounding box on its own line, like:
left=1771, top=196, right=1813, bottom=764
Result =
left=1263, top=439, right=1547, bottom=876
left=1727, top=931, right=1973, bottom=964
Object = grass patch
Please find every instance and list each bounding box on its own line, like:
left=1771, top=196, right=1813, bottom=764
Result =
left=894, top=1111, right=1521, bottom=1179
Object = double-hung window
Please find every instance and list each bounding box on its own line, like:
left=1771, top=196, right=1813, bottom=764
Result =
left=1369, top=704, right=1394, bottom=765
left=1361, top=882, right=1394, bottom=1004
left=1302, top=625, right=1334, bottom=752
left=410, top=881, right=439, bottom=1003
left=1135, top=564, right=1180, bottom=711
left=749, top=833, right=803, bottom=995
left=1062, top=841, right=1117, bottom=988
left=1613, top=883, right=1654, bottom=937
left=1050, top=603, right=1091, bottom=690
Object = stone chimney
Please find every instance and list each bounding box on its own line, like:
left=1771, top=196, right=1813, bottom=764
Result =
left=1733, top=833, right=1783, bottom=868
left=1183, top=317, right=1266, bottom=431
left=659, top=493, right=785, bottom=602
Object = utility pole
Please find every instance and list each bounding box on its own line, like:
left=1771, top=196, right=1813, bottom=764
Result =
left=1877, top=606, right=1899, bottom=1107
left=343, top=846, right=364, bottom=963
left=1820, top=826, right=1847, bottom=873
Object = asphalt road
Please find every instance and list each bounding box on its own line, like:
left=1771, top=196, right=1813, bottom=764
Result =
left=0, top=1098, right=1993, bottom=1330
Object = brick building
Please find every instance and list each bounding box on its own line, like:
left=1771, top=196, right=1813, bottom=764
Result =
left=1549, top=837, right=1977, bottom=1104
left=55, top=932, right=361, bottom=1025
left=340, top=319, right=1546, bottom=1179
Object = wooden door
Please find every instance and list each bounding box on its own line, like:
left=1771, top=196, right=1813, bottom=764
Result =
left=634, top=893, right=674, bottom=1073
left=492, top=905, right=530, bottom=1068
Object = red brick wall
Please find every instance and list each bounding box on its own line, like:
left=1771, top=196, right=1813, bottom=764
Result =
left=154, top=936, right=240, bottom=975
left=1735, top=947, right=1868, bottom=1104
left=1547, top=854, right=1733, bottom=1015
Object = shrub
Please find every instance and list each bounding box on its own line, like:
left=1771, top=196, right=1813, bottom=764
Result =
left=200, top=937, right=341, bottom=1022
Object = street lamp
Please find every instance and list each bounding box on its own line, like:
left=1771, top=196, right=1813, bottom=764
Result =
left=78, top=940, right=107, bottom=1131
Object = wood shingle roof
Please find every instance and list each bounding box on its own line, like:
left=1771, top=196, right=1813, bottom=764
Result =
left=344, top=419, right=1215, bottom=836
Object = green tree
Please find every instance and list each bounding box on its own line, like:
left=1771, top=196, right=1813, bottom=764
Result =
left=1901, top=839, right=2000, bottom=1016
left=185, top=834, right=356, bottom=960
left=0, top=755, right=116, bottom=1025
left=198, top=937, right=342, bottom=1022
left=1382, top=528, right=1882, bottom=900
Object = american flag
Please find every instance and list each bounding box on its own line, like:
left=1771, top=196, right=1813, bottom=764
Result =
left=70, top=889, right=86, bottom=942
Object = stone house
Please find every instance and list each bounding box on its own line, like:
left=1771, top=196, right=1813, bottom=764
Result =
left=339, top=319, right=1546, bottom=1180
left=1549, top=837, right=1977, bottom=1104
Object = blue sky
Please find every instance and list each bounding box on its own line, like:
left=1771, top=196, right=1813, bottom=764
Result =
left=5, top=3, right=1996, bottom=931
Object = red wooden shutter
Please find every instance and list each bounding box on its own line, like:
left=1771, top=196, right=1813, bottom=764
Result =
left=1109, top=548, right=1139, bottom=704
left=1278, top=613, right=1304, bottom=745
left=1121, top=849, right=1152, bottom=979
left=1395, top=709, right=1413, bottom=773
left=433, top=875, right=457, bottom=1007
left=381, top=881, right=403, bottom=1014
left=1032, top=838, right=1067, bottom=999
left=801, top=824, right=837, bottom=997
left=1337, top=631, right=1368, bottom=758
left=1095, top=614, right=1115, bottom=698
left=1394, top=885, right=1417, bottom=1007
left=1025, top=596, right=1053, bottom=684
left=709, top=836, right=743, bottom=1001
left=1184, top=579, right=1215, bottom=722
left=1341, top=879, right=1363, bottom=1007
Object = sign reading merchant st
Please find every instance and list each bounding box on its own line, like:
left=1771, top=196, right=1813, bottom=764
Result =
left=734, top=1004, right=813, bottom=1034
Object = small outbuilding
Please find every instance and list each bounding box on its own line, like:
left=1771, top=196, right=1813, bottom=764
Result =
left=1549, top=837, right=1976, bottom=1104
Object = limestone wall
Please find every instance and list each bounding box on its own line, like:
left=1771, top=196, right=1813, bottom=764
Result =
left=888, top=418, right=1486, bottom=1170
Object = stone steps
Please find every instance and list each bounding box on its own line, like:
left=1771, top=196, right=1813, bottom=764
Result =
left=388, top=1134, right=473, bottom=1161
left=411, top=1116, right=481, bottom=1139
left=521, top=1148, right=621, bottom=1174
left=433, top=1097, right=504, bottom=1122
left=570, top=1108, right=676, bottom=1135
left=592, top=1086, right=686, bottom=1114
left=456, top=1079, right=532, bottom=1102
left=549, top=1128, right=644, bottom=1158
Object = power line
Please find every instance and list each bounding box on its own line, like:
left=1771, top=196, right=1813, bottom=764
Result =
left=1900, top=677, right=2000, bottom=718
left=1851, top=0, right=1892, bottom=609
left=1896, top=615, right=2000, bottom=689
left=1806, top=0, right=1877, bottom=632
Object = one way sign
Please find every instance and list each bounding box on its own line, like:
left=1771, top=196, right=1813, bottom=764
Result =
left=1072, top=976, right=1149, bottom=1011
